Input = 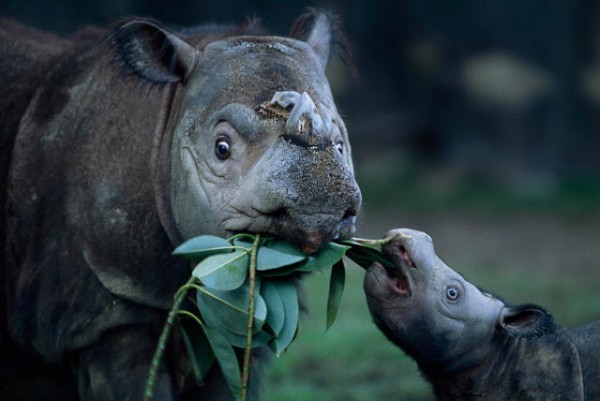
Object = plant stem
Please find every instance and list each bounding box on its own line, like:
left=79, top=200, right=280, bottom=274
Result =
left=241, top=234, right=260, bottom=401
left=350, top=232, right=411, bottom=247
left=228, top=233, right=257, bottom=242
left=144, top=276, right=197, bottom=401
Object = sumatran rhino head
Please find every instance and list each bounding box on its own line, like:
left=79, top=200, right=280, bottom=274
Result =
left=363, top=229, right=589, bottom=401
left=363, top=229, right=563, bottom=371
left=364, top=229, right=508, bottom=371
left=113, top=13, right=361, bottom=254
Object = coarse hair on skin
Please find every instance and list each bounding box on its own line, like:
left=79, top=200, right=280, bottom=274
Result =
left=106, top=9, right=358, bottom=91
left=105, top=16, right=178, bottom=92
left=177, top=15, right=269, bottom=37
left=289, top=7, right=359, bottom=80
left=104, top=15, right=269, bottom=91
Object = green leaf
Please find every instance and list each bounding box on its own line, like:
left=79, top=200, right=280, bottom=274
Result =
left=298, top=242, right=350, bottom=272
left=256, top=246, right=306, bottom=271
left=270, top=281, right=298, bottom=356
left=173, top=235, right=234, bottom=260
left=222, top=328, right=273, bottom=349
left=194, top=292, right=224, bottom=330
left=198, top=320, right=242, bottom=401
left=252, top=240, right=308, bottom=276
left=326, top=260, right=346, bottom=331
left=179, top=318, right=215, bottom=384
left=258, top=264, right=305, bottom=277
left=193, top=251, right=249, bottom=291
left=344, top=244, right=396, bottom=269
left=197, top=281, right=267, bottom=335
left=232, top=238, right=254, bottom=249
left=338, top=238, right=375, bottom=248
left=261, top=239, right=305, bottom=258
left=260, top=281, right=285, bottom=336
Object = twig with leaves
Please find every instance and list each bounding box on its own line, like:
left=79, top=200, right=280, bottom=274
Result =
left=143, top=232, right=406, bottom=401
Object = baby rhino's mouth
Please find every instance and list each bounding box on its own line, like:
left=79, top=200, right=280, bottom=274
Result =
left=367, top=260, right=413, bottom=298
left=389, top=269, right=411, bottom=296
left=387, top=260, right=413, bottom=297
left=397, top=244, right=418, bottom=293
left=375, top=243, right=417, bottom=297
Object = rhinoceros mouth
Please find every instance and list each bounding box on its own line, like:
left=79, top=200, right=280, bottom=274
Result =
left=267, top=209, right=358, bottom=254
left=368, top=262, right=413, bottom=298
left=365, top=242, right=417, bottom=300
left=387, top=269, right=411, bottom=296
left=387, top=244, right=418, bottom=297
left=223, top=206, right=357, bottom=255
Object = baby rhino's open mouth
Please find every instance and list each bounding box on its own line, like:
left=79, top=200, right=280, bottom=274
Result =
left=388, top=267, right=411, bottom=296
left=377, top=243, right=418, bottom=297
left=367, top=260, right=413, bottom=299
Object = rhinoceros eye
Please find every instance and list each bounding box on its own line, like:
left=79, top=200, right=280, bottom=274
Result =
left=215, top=138, right=231, bottom=160
left=335, top=140, right=344, bottom=155
left=446, top=285, right=460, bottom=301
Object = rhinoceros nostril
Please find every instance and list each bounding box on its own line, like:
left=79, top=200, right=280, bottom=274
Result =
left=332, top=208, right=357, bottom=240
left=399, top=245, right=415, bottom=268
left=342, top=207, right=357, bottom=221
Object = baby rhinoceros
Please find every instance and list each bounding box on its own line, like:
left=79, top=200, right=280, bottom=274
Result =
left=364, top=228, right=600, bottom=401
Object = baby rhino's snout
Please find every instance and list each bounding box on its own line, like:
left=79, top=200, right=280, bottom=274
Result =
left=381, top=228, right=437, bottom=272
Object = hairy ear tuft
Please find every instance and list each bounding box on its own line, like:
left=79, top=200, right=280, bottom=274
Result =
left=289, top=8, right=357, bottom=77
left=109, top=18, right=199, bottom=84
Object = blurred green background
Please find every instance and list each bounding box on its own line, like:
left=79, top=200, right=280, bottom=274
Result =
left=2, top=1, right=599, bottom=400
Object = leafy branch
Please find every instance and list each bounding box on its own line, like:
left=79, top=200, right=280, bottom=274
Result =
left=241, top=234, right=260, bottom=401
left=144, top=233, right=405, bottom=401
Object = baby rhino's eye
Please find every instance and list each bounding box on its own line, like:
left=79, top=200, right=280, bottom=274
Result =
left=446, top=285, right=460, bottom=301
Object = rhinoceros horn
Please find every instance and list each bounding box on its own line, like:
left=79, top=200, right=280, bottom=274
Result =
left=270, top=91, right=332, bottom=148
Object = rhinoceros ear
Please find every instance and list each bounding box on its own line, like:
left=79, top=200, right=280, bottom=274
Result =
left=110, top=18, right=199, bottom=84
left=499, top=304, right=557, bottom=339
left=290, top=9, right=351, bottom=71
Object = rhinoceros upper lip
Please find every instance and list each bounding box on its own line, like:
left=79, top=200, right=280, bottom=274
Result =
left=398, top=245, right=416, bottom=268
left=372, top=246, right=415, bottom=297
left=224, top=203, right=357, bottom=255
left=224, top=215, right=326, bottom=255
left=263, top=208, right=356, bottom=254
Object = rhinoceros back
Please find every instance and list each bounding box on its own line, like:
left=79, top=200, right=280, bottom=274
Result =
left=0, top=20, right=105, bottom=400
left=0, top=19, right=71, bottom=350
left=2, top=18, right=184, bottom=361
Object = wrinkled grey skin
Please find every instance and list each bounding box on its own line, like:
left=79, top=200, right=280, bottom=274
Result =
left=0, top=11, right=360, bottom=401
left=364, top=229, right=600, bottom=401
left=169, top=36, right=361, bottom=254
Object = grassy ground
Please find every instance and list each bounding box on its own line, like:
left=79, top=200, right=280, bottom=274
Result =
left=262, top=266, right=431, bottom=401
left=261, top=197, right=600, bottom=400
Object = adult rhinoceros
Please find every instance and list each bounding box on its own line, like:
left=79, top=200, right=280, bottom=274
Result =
left=0, top=10, right=361, bottom=401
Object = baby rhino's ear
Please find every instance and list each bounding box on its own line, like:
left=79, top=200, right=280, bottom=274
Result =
left=499, top=304, right=557, bottom=339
